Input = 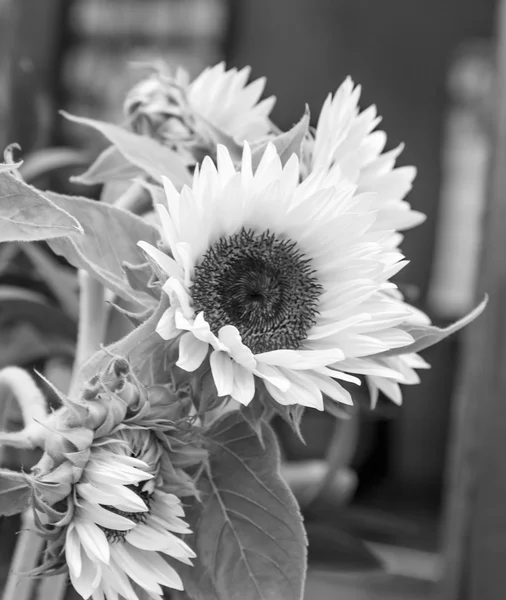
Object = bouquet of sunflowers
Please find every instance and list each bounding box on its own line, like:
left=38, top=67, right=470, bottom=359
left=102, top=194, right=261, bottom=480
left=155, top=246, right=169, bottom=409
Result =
left=0, top=62, right=485, bottom=600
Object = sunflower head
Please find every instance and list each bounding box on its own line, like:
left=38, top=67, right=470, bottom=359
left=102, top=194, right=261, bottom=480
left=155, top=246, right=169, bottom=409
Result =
left=139, top=141, right=426, bottom=412
left=302, top=77, right=425, bottom=234
left=23, top=356, right=204, bottom=599
left=124, top=62, right=276, bottom=165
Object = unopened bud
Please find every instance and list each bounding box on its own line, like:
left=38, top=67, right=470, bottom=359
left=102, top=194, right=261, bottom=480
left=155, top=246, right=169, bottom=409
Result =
left=115, top=380, right=140, bottom=407
left=147, top=385, right=175, bottom=407
left=85, top=401, right=108, bottom=429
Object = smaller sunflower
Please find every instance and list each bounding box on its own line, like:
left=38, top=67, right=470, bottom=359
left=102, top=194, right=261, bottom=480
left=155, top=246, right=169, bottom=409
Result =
left=301, top=78, right=434, bottom=403
left=124, top=61, right=275, bottom=163
left=303, top=77, right=426, bottom=239
left=20, top=358, right=203, bottom=600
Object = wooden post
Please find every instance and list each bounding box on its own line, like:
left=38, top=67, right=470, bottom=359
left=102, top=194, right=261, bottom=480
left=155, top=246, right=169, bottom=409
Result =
left=438, top=0, right=506, bottom=598
left=2, top=0, right=69, bottom=152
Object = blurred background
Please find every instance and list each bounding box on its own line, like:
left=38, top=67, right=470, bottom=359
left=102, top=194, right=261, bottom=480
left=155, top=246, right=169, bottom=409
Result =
left=0, top=0, right=501, bottom=599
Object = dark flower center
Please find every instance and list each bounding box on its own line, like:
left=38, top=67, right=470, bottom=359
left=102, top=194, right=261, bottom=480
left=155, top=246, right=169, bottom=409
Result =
left=191, top=229, right=322, bottom=354
left=100, top=487, right=151, bottom=543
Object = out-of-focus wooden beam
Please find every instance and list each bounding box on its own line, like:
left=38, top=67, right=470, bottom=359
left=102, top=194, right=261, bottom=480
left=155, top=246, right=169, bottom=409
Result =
left=2, top=0, right=68, bottom=153
left=438, top=0, right=506, bottom=598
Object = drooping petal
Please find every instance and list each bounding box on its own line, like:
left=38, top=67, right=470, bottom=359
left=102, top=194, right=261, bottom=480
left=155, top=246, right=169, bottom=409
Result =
left=210, top=350, right=235, bottom=396
left=176, top=331, right=209, bottom=371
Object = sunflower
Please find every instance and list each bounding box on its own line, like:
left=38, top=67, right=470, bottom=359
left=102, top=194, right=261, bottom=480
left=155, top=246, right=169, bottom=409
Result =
left=139, top=142, right=424, bottom=410
left=64, top=430, right=195, bottom=600
left=303, top=77, right=426, bottom=239
left=301, top=78, right=433, bottom=403
left=23, top=358, right=202, bottom=600
left=124, top=62, right=275, bottom=163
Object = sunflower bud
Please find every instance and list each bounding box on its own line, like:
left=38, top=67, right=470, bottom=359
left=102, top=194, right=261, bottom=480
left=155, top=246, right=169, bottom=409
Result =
left=124, top=69, right=199, bottom=164
left=3, top=352, right=204, bottom=599
left=83, top=400, right=108, bottom=430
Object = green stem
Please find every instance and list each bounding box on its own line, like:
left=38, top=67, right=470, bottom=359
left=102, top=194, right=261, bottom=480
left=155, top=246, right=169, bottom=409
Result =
left=68, top=181, right=152, bottom=399
left=69, top=270, right=108, bottom=399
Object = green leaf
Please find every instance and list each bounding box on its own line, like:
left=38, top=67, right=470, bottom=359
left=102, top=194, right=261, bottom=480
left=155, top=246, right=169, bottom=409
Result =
left=0, top=172, right=82, bottom=242
left=240, top=391, right=271, bottom=442
left=180, top=412, right=307, bottom=600
left=123, top=260, right=160, bottom=300
left=45, top=191, right=161, bottom=305
left=0, top=322, right=74, bottom=368
left=75, top=296, right=174, bottom=388
left=270, top=401, right=306, bottom=443
left=376, top=295, right=488, bottom=358
left=72, top=145, right=143, bottom=185
left=20, top=243, right=79, bottom=320
left=18, top=147, right=89, bottom=183
left=0, top=469, right=31, bottom=516
left=251, top=107, right=310, bottom=170
left=61, top=112, right=192, bottom=188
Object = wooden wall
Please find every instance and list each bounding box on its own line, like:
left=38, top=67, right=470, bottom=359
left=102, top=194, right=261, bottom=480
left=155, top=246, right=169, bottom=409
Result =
left=439, top=0, right=506, bottom=596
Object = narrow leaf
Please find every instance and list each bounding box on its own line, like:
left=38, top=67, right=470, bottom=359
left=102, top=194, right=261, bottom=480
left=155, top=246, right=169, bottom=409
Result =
left=123, top=260, right=160, bottom=300
left=252, top=107, right=310, bottom=170
left=18, top=147, right=89, bottom=183
left=45, top=191, right=160, bottom=305
left=180, top=412, right=307, bottom=600
left=376, top=296, right=488, bottom=358
left=0, top=469, right=31, bottom=516
left=72, top=145, right=143, bottom=185
left=21, top=243, right=79, bottom=320
left=62, top=112, right=191, bottom=188
left=0, top=172, right=82, bottom=242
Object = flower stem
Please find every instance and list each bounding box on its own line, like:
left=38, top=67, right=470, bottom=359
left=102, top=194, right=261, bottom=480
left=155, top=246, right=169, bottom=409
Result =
left=69, top=270, right=109, bottom=399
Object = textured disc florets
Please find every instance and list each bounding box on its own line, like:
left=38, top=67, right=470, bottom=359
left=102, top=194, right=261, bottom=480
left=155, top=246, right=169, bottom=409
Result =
left=191, top=229, right=322, bottom=354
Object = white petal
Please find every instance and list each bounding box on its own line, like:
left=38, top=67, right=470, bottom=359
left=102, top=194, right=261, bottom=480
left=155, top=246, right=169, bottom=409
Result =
left=77, top=503, right=135, bottom=531
left=100, top=560, right=138, bottom=600
left=176, top=331, right=209, bottom=371
left=124, top=544, right=185, bottom=590
left=91, top=588, right=105, bottom=600
left=66, top=524, right=82, bottom=577
left=126, top=523, right=195, bottom=560
left=162, top=277, right=194, bottom=318
left=304, top=371, right=354, bottom=405
left=256, top=348, right=345, bottom=369
left=217, top=144, right=237, bottom=183
left=231, top=363, right=255, bottom=405
left=262, top=379, right=290, bottom=406
left=69, top=550, right=101, bottom=600
left=85, top=462, right=152, bottom=486
left=75, top=521, right=110, bottom=564
left=254, top=363, right=290, bottom=392
left=156, top=307, right=180, bottom=341
left=368, top=376, right=403, bottom=405
left=110, top=544, right=164, bottom=596
left=77, top=483, right=148, bottom=513
left=284, top=371, right=324, bottom=410
left=137, top=241, right=182, bottom=279
left=367, top=379, right=380, bottom=409
left=217, top=325, right=256, bottom=369
left=155, top=203, right=182, bottom=261
left=148, top=511, right=191, bottom=535
left=210, top=350, right=235, bottom=396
